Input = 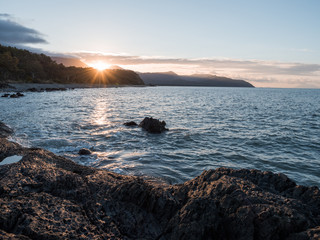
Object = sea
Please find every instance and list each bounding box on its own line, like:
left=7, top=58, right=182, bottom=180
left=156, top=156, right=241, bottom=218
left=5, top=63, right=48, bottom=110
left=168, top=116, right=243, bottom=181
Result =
left=1, top=86, right=319, bottom=187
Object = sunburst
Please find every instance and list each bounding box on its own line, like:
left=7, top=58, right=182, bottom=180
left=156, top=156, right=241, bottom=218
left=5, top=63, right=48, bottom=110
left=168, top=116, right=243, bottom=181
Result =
left=88, top=61, right=110, bottom=71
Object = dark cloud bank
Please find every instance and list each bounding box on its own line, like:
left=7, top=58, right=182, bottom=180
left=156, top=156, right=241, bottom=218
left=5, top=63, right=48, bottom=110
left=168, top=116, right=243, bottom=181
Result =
left=0, top=13, right=47, bottom=45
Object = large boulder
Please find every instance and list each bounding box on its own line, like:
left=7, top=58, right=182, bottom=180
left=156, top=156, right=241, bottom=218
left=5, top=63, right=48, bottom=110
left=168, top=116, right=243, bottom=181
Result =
left=139, top=117, right=168, bottom=133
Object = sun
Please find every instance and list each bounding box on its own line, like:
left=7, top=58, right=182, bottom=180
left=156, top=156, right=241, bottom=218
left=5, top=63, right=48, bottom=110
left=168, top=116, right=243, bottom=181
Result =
left=88, top=61, right=110, bottom=71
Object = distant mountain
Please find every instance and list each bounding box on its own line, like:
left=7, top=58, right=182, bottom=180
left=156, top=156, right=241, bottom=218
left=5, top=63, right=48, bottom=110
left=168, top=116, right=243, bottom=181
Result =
left=51, top=57, right=88, bottom=68
left=139, top=72, right=254, bottom=87
left=0, top=44, right=144, bottom=86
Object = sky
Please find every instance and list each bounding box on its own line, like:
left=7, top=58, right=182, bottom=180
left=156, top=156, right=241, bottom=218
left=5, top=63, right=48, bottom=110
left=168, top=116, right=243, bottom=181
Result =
left=0, top=0, right=320, bottom=88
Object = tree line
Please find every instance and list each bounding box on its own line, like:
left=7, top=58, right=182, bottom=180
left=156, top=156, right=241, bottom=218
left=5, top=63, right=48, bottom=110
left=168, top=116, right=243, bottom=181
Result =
left=0, top=44, right=144, bottom=85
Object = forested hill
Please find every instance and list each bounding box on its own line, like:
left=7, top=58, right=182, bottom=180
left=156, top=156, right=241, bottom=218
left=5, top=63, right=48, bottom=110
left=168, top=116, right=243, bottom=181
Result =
left=139, top=72, right=254, bottom=87
left=0, top=45, right=144, bottom=85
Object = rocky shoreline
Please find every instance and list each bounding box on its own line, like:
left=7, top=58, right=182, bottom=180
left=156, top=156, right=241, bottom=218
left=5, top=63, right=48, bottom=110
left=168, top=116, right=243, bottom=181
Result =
left=0, top=122, right=319, bottom=239
left=0, top=83, right=146, bottom=93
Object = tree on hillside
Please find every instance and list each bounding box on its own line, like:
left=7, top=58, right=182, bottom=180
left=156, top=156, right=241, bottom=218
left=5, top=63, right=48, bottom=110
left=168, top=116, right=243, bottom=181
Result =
left=0, top=51, right=19, bottom=80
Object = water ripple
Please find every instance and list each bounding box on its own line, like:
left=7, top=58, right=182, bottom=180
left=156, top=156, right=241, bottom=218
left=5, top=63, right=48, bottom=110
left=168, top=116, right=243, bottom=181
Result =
left=1, top=87, right=319, bottom=187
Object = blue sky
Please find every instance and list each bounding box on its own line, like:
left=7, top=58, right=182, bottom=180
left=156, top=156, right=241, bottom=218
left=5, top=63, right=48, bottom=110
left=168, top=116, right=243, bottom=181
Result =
left=1, top=0, right=320, bottom=87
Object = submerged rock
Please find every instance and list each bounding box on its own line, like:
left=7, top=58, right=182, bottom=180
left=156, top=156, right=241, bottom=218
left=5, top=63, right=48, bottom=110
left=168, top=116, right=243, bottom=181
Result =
left=78, top=148, right=91, bottom=155
left=0, top=121, right=320, bottom=239
left=124, top=121, right=138, bottom=126
left=139, top=117, right=168, bottom=133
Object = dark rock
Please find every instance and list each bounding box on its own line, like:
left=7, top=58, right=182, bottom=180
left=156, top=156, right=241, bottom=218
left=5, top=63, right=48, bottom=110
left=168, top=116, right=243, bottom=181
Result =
left=0, top=128, right=320, bottom=239
left=124, top=121, right=138, bottom=126
left=1, top=94, right=10, bottom=98
left=9, top=94, right=19, bottom=98
left=27, top=87, right=40, bottom=92
left=78, top=148, right=91, bottom=155
left=45, top=87, right=67, bottom=92
left=139, top=117, right=168, bottom=133
left=0, top=122, right=14, bottom=138
left=32, top=88, right=68, bottom=93
left=8, top=93, right=24, bottom=98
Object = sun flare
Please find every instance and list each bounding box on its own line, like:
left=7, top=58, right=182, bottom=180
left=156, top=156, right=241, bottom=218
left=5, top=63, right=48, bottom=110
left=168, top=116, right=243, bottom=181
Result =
left=88, top=61, right=110, bottom=71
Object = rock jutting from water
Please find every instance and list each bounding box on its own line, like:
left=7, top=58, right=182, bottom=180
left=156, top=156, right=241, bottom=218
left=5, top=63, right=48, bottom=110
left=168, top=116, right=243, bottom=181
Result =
left=1, top=92, right=25, bottom=98
left=78, top=148, right=92, bottom=155
left=0, top=121, right=320, bottom=239
left=139, top=117, right=169, bottom=133
left=123, top=121, right=138, bottom=126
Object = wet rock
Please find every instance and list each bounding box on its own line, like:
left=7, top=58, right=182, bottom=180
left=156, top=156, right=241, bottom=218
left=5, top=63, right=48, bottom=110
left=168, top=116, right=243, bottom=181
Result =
left=0, top=122, right=14, bottom=138
left=45, top=87, right=67, bottom=92
left=27, top=87, right=40, bottom=92
left=27, top=87, right=68, bottom=93
left=0, top=126, right=320, bottom=239
left=1, top=94, right=10, bottom=98
left=78, top=148, right=91, bottom=155
left=9, top=94, right=19, bottom=98
left=124, top=121, right=138, bottom=126
left=139, top=117, right=168, bottom=133
left=8, top=92, right=24, bottom=98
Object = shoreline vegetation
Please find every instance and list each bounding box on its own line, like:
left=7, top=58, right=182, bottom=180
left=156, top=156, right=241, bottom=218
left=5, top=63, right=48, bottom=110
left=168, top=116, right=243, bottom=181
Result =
left=0, top=44, right=254, bottom=88
left=0, top=44, right=144, bottom=86
left=0, top=121, right=319, bottom=239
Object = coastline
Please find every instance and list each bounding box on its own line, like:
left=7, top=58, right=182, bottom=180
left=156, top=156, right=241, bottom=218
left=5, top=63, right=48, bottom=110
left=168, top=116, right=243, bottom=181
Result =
left=0, top=121, right=320, bottom=239
left=0, top=82, right=147, bottom=92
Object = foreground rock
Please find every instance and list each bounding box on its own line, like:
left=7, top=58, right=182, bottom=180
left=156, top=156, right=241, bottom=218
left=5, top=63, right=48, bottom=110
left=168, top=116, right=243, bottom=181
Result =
left=0, top=122, right=320, bottom=239
left=139, top=117, right=169, bottom=133
left=0, top=122, right=13, bottom=138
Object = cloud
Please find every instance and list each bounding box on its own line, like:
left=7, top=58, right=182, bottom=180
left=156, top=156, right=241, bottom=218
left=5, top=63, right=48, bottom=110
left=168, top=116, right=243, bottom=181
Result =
left=0, top=13, right=47, bottom=45
left=0, top=13, right=10, bottom=17
left=72, top=52, right=320, bottom=88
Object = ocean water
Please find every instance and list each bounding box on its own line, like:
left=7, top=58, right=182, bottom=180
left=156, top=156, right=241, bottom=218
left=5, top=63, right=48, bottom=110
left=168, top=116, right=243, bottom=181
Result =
left=1, top=87, right=319, bottom=186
